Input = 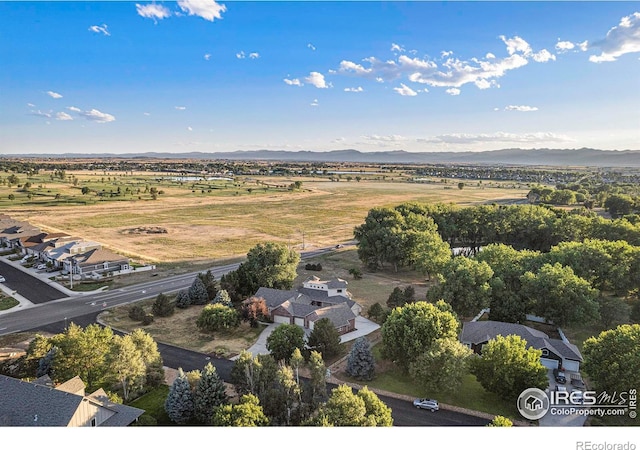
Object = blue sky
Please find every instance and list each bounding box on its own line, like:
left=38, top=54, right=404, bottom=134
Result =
left=1, top=1, right=639, bottom=155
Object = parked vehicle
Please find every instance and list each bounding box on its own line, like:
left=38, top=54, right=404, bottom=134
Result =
left=571, top=378, right=586, bottom=390
left=0, top=275, right=5, bottom=283
left=413, top=398, right=439, bottom=412
left=555, top=385, right=568, bottom=393
left=35, top=264, right=47, bottom=270
left=553, top=368, right=566, bottom=384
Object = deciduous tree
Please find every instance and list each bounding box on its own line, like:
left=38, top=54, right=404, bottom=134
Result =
left=582, top=324, right=640, bottom=394
left=409, top=338, right=472, bottom=394
left=266, top=324, right=306, bottom=363
left=471, top=334, right=548, bottom=401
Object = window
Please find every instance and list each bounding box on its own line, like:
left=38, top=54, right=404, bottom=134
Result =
left=91, top=418, right=97, bottom=427
left=337, top=289, right=342, bottom=293
left=541, top=349, right=549, bottom=357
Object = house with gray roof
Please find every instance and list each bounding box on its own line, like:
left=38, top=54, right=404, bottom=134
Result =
left=249, top=276, right=361, bottom=335
left=0, top=374, right=144, bottom=427
left=460, top=320, right=583, bottom=372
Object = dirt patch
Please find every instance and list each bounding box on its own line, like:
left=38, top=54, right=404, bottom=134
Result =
left=121, top=226, right=168, bottom=235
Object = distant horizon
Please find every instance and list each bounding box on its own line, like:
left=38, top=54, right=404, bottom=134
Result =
left=1, top=2, right=639, bottom=155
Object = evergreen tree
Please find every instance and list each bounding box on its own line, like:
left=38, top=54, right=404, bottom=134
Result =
left=188, top=276, right=209, bottom=305
left=346, top=337, right=375, bottom=381
left=165, top=368, right=195, bottom=424
left=212, top=289, right=232, bottom=306
left=198, top=270, right=219, bottom=302
left=175, top=289, right=191, bottom=309
left=152, top=293, right=175, bottom=317
left=308, top=350, right=327, bottom=406
left=194, top=362, right=228, bottom=424
left=307, top=318, right=343, bottom=359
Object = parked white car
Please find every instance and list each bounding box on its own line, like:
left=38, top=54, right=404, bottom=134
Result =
left=35, top=264, right=47, bottom=270
left=0, top=275, right=6, bottom=282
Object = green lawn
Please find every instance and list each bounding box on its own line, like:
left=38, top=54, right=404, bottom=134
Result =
left=0, top=296, right=19, bottom=311
left=129, top=385, right=172, bottom=425
left=336, top=343, right=522, bottom=422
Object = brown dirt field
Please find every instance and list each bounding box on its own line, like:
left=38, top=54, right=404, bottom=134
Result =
left=4, top=174, right=529, bottom=264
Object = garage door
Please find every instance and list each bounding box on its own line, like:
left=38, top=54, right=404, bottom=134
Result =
left=294, top=317, right=305, bottom=327
left=540, top=358, right=559, bottom=369
left=563, top=360, right=580, bottom=372
left=273, top=315, right=290, bottom=325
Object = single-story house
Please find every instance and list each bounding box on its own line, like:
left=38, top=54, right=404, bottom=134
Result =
left=460, top=320, right=583, bottom=372
left=0, top=374, right=144, bottom=426
left=250, top=276, right=360, bottom=335
left=41, top=238, right=102, bottom=268
left=0, top=216, right=43, bottom=250
left=62, top=248, right=130, bottom=276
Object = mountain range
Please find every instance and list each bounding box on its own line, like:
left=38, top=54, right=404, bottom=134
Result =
left=7, top=148, right=640, bottom=168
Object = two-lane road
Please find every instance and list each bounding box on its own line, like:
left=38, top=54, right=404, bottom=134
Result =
left=0, top=243, right=351, bottom=336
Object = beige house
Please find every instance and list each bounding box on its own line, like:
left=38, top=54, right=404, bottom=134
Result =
left=0, top=375, right=144, bottom=426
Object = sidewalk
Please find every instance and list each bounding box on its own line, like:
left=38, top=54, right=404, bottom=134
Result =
left=0, top=282, right=35, bottom=312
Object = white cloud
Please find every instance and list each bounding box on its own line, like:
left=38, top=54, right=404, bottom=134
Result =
left=391, top=43, right=405, bottom=53
left=27, top=103, right=35, bottom=107
left=67, top=106, right=81, bottom=112
left=446, top=88, right=461, bottom=96
left=419, top=131, right=571, bottom=145
left=175, top=106, right=186, bottom=110
left=339, top=60, right=373, bottom=76
left=308, top=43, right=316, bottom=51
left=283, top=78, right=303, bottom=87
left=204, top=53, right=211, bottom=60
left=344, top=86, right=364, bottom=92
left=136, top=3, right=172, bottom=21
left=187, top=126, right=193, bottom=131
left=589, top=12, right=640, bottom=62
left=177, top=0, right=226, bottom=22
left=500, top=35, right=532, bottom=56
left=88, top=24, right=110, bottom=36
left=47, top=91, right=63, bottom=99
left=310, top=99, right=319, bottom=107
left=336, top=34, right=553, bottom=92
left=249, top=52, right=260, bottom=59
left=236, top=51, right=245, bottom=59
left=55, top=112, right=73, bottom=121
left=505, top=105, right=539, bottom=112
left=578, top=41, right=589, bottom=52
left=532, top=49, right=556, bottom=62
left=143, top=112, right=151, bottom=116
left=555, top=40, right=575, bottom=52
left=72, top=108, right=116, bottom=123
left=393, top=83, right=418, bottom=96
left=363, top=134, right=408, bottom=142
left=305, top=72, right=330, bottom=88
left=29, top=109, right=52, bottom=118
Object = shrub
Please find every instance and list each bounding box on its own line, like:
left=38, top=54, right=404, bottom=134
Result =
left=152, top=293, right=175, bottom=317
left=128, top=305, right=146, bottom=322
left=142, top=313, right=154, bottom=325
left=197, top=304, right=240, bottom=332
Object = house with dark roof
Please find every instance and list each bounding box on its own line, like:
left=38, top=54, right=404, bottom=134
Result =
left=460, top=320, right=583, bottom=372
left=0, top=374, right=144, bottom=427
left=250, top=276, right=361, bottom=335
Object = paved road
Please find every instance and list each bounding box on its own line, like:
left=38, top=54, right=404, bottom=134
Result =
left=0, top=243, right=352, bottom=336
left=0, top=260, right=67, bottom=304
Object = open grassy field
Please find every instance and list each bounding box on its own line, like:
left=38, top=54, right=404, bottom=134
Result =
left=2, top=169, right=530, bottom=264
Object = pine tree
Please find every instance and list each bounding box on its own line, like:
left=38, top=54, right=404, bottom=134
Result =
left=346, top=336, right=375, bottom=381
left=198, top=270, right=219, bottom=302
left=175, top=289, right=191, bottom=309
left=152, top=293, right=175, bottom=317
left=194, top=362, right=228, bottom=424
left=212, top=289, right=232, bottom=306
left=165, top=368, right=195, bottom=424
left=188, top=277, right=209, bottom=305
